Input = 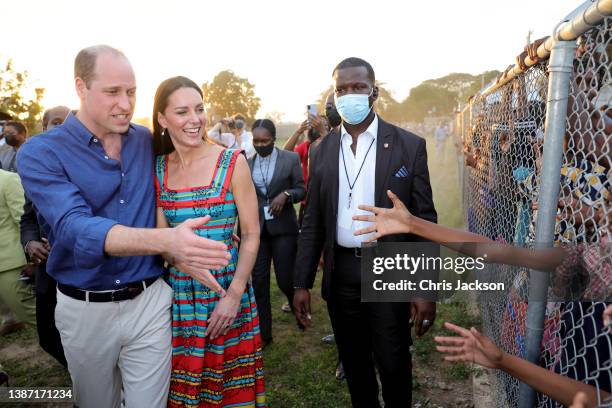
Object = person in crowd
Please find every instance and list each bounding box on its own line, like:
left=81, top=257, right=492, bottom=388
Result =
left=325, top=91, right=343, bottom=129
left=233, top=113, right=255, bottom=158
left=0, top=169, right=36, bottom=329
left=0, top=121, right=27, bottom=172
left=249, top=118, right=305, bottom=348
left=16, top=45, right=230, bottom=408
left=293, top=57, right=437, bottom=407
left=434, top=124, right=447, bottom=158
left=283, top=97, right=345, bottom=379
left=207, top=115, right=246, bottom=150
left=20, top=105, right=71, bottom=368
left=207, top=117, right=233, bottom=147
left=153, top=76, right=264, bottom=407
left=283, top=107, right=328, bottom=225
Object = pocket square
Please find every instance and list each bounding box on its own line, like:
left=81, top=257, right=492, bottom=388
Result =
left=393, top=165, right=409, bottom=178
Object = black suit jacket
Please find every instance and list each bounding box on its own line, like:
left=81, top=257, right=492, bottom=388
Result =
left=20, top=196, right=53, bottom=293
left=294, top=117, right=438, bottom=300
left=248, top=148, right=306, bottom=236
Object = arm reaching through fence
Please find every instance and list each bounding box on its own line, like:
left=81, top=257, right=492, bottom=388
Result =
left=434, top=310, right=611, bottom=408
left=352, top=190, right=567, bottom=272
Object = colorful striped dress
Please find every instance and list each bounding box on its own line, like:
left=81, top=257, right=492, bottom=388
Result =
left=155, top=149, right=265, bottom=408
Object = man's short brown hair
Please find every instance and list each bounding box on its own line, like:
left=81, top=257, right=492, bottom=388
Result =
left=74, top=45, right=127, bottom=88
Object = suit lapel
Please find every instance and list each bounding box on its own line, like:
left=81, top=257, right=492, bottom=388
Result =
left=267, top=148, right=284, bottom=196
left=375, top=118, right=394, bottom=206
left=329, top=130, right=341, bottom=219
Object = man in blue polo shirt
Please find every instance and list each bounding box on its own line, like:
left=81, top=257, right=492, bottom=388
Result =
left=17, top=45, right=231, bottom=408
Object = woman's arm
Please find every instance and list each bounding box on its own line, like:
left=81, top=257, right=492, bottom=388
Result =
left=283, top=120, right=308, bottom=151
left=206, top=154, right=260, bottom=339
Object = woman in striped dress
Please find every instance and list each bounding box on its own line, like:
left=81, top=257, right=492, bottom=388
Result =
left=152, top=76, right=265, bottom=407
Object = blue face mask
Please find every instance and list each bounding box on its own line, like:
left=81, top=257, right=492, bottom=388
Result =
left=334, top=89, right=373, bottom=125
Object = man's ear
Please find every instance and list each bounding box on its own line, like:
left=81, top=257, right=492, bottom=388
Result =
left=371, top=86, right=379, bottom=102
left=75, top=77, right=87, bottom=100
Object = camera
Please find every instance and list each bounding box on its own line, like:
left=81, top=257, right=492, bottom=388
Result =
left=221, top=118, right=236, bottom=129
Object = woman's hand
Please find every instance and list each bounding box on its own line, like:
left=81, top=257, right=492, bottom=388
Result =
left=352, top=190, right=413, bottom=241
left=434, top=322, right=504, bottom=369
left=206, top=291, right=242, bottom=339
left=269, top=193, right=288, bottom=217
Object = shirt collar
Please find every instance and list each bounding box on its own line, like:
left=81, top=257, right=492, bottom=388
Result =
left=63, top=111, right=132, bottom=145
left=340, top=114, right=378, bottom=144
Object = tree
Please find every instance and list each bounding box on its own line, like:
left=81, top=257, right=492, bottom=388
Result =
left=0, top=59, right=45, bottom=134
left=397, top=70, right=501, bottom=123
left=265, top=111, right=284, bottom=124
left=400, top=83, right=457, bottom=123
left=202, top=70, right=260, bottom=124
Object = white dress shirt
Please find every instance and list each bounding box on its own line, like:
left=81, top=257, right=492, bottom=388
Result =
left=336, top=115, right=378, bottom=247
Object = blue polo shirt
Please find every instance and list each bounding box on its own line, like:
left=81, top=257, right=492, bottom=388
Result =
left=17, top=113, right=163, bottom=290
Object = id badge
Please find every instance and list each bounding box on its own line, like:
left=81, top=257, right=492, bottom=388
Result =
left=264, top=205, right=274, bottom=220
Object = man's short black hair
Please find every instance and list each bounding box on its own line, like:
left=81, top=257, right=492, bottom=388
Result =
left=332, top=57, right=375, bottom=84
left=5, top=121, right=27, bottom=135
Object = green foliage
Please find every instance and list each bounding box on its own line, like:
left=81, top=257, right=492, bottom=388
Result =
left=401, top=83, right=457, bottom=122
left=202, top=70, right=260, bottom=124
left=401, top=71, right=500, bottom=123
left=0, top=59, right=45, bottom=135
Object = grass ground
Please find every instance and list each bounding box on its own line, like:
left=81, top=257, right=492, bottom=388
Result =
left=0, top=134, right=480, bottom=407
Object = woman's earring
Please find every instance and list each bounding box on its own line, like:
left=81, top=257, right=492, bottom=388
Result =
left=162, top=128, right=167, bottom=137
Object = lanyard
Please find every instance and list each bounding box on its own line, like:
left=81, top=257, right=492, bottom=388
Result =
left=340, top=137, right=375, bottom=209
left=258, top=155, right=272, bottom=203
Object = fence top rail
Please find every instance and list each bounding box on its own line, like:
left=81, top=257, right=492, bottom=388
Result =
left=474, top=0, right=612, bottom=100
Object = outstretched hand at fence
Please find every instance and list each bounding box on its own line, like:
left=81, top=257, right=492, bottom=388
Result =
left=434, top=322, right=503, bottom=369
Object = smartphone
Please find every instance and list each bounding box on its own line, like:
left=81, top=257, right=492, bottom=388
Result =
left=307, top=104, right=318, bottom=117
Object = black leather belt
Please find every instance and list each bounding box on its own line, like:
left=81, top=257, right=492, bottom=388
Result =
left=58, top=277, right=158, bottom=302
left=335, top=245, right=362, bottom=258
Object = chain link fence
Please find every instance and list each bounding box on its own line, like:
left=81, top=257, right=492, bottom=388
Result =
left=455, top=4, right=611, bottom=407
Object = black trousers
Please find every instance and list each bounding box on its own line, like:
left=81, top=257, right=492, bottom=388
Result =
left=35, top=279, right=67, bottom=368
left=251, top=228, right=296, bottom=342
left=328, top=247, right=412, bottom=408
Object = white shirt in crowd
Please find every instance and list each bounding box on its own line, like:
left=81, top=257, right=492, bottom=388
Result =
left=207, top=129, right=255, bottom=158
left=336, top=115, right=378, bottom=247
left=240, top=130, right=255, bottom=158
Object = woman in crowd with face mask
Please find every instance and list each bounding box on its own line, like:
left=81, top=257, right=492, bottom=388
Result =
left=152, top=76, right=264, bottom=407
left=248, top=119, right=306, bottom=347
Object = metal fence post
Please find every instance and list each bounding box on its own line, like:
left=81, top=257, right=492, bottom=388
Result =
left=518, top=39, right=577, bottom=408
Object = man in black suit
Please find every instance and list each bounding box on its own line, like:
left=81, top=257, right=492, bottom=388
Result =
left=20, top=106, right=70, bottom=367
left=248, top=118, right=306, bottom=346
left=293, top=58, right=437, bottom=407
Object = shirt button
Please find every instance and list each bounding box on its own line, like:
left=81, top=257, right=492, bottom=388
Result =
left=115, top=279, right=121, bottom=284
left=104, top=155, right=109, bottom=160
left=93, top=138, right=98, bottom=143
left=121, top=173, right=125, bottom=177
left=119, top=199, right=125, bottom=204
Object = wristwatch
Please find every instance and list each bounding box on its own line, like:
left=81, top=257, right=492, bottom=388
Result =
left=283, top=191, right=292, bottom=201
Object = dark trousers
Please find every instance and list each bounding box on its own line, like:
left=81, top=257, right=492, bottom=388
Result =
left=328, top=247, right=412, bottom=408
left=36, top=283, right=67, bottom=368
left=251, top=228, right=297, bottom=342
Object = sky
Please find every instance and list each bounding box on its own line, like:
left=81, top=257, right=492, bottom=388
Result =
left=3, top=0, right=580, bottom=123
